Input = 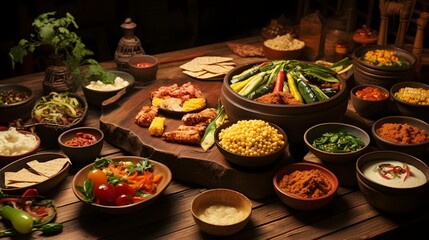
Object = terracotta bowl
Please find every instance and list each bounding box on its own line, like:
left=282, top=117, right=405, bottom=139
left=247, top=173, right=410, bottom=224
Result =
left=191, top=188, right=252, bottom=236
left=0, top=126, right=41, bottom=168
left=72, top=156, right=172, bottom=214
left=58, top=127, right=104, bottom=165
left=352, top=45, right=416, bottom=89
left=303, top=122, right=371, bottom=164
left=221, top=62, right=349, bottom=145
left=82, top=70, right=135, bottom=108
left=0, top=84, right=35, bottom=125
left=214, top=120, right=288, bottom=168
left=350, top=84, right=390, bottom=119
left=0, top=152, right=71, bottom=195
left=356, top=150, right=429, bottom=213
left=390, top=81, right=429, bottom=122
left=371, top=116, right=429, bottom=157
left=127, top=54, right=159, bottom=85
left=273, top=162, right=339, bottom=210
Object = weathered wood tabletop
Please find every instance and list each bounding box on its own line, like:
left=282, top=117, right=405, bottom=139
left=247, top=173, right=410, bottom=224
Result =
left=1, top=36, right=428, bottom=239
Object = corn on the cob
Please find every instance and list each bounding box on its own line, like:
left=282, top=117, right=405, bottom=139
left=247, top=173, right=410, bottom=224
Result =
left=394, top=87, right=429, bottom=105
left=151, top=97, right=164, bottom=107
left=148, top=117, right=166, bottom=136
left=182, top=98, right=206, bottom=111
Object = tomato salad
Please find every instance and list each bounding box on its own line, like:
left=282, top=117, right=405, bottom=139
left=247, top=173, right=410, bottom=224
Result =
left=76, top=157, right=163, bottom=206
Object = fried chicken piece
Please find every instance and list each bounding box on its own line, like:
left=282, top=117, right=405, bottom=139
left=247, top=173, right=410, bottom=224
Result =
left=182, top=108, right=217, bottom=126
left=177, top=122, right=208, bottom=135
left=161, top=130, right=202, bottom=144
left=135, top=105, right=159, bottom=127
left=255, top=92, right=303, bottom=105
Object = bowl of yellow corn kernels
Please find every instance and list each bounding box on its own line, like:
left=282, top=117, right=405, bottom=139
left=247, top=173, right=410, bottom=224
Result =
left=390, top=81, right=429, bottom=122
left=214, top=119, right=288, bottom=168
left=352, top=45, right=416, bottom=89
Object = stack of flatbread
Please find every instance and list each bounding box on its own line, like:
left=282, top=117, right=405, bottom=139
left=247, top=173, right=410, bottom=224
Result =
left=180, top=56, right=235, bottom=80
left=4, top=157, right=70, bottom=188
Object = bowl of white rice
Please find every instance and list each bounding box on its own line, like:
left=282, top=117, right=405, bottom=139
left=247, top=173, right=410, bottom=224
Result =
left=263, top=34, right=305, bottom=60
left=0, top=126, right=41, bottom=167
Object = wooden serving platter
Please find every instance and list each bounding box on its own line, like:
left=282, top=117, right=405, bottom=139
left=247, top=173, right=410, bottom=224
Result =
left=99, top=73, right=292, bottom=199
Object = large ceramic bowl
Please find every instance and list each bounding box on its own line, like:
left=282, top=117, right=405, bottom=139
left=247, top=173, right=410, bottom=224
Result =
left=58, top=127, right=104, bottom=165
left=191, top=188, right=252, bottom=236
left=371, top=116, right=429, bottom=157
left=214, top=120, right=287, bottom=168
left=0, top=84, right=35, bottom=125
left=356, top=150, right=429, bottom=213
left=304, top=122, right=371, bottom=164
left=0, top=126, right=41, bottom=168
left=390, top=81, right=429, bottom=122
left=350, top=84, right=390, bottom=119
left=221, top=61, right=349, bottom=145
left=72, top=156, right=172, bottom=214
left=352, top=45, right=416, bottom=89
left=82, top=70, right=135, bottom=107
left=273, top=162, right=339, bottom=210
left=31, top=92, right=88, bottom=147
left=0, top=152, right=71, bottom=195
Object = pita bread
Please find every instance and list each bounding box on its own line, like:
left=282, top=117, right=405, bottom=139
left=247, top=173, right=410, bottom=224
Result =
left=26, top=158, right=70, bottom=177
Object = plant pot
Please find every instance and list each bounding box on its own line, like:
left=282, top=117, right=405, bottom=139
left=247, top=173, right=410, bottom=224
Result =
left=43, top=55, right=75, bottom=94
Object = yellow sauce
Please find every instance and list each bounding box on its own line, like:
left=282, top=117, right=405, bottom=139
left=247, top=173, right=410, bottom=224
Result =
left=198, top=204, right=246, bottom=225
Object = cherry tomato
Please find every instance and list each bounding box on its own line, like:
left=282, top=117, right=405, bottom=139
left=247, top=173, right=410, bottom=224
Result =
left=94, top=183, right=115, bottom=205
left=115, top=194, right=132, bottom=206
left=87, top=169, right=107, bottom=188
left=114, top=183, right=135, bottom=199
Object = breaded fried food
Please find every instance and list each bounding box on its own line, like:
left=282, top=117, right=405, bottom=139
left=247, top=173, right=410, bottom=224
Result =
left=135, top=105, right=159, bottom=127
left=255, top=92, right=303, bottom=105
left=182, top=108, right=217, bottom=126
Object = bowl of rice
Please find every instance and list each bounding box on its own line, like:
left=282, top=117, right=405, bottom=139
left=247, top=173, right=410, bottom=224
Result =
left=0, top=126, right=41, bottom=168
left=263, top=34, right=305, bottom=60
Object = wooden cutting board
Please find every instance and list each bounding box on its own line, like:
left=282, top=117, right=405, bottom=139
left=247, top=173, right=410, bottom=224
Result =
left=99, top=72, right=292, bottom=199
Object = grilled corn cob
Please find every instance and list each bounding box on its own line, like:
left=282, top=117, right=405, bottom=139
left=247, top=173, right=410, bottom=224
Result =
left=149, top=116, right=166, bottom=136
left=394, top=87, right=429, bottom=105
left=182, top=98, right=206, bottom=111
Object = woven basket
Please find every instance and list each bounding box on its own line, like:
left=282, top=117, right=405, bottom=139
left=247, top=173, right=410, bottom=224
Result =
left=42, top=55, right=74, bottom=94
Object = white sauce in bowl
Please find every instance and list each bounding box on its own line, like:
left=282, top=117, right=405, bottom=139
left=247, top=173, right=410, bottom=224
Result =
left=362, top=160, right=427, bottom=188
left=0, top=127, right=38, bottom=156
left=85, top=77, right=129, bottom=91
left=198, top=204, right=246, bottom=225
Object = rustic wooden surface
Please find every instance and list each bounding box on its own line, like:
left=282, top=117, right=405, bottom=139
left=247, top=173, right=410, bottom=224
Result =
left=1, top=36, right=428, bottom=239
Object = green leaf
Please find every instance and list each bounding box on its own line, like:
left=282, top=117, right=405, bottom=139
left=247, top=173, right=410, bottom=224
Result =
left=135, top=159, right=153, bottom=173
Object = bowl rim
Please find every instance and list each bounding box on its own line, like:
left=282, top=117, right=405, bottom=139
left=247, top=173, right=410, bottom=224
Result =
left=303, top=122, right=371, bottom=156
left=0, top=83, right=34, bottom=108
left=223, top=61, right=347, bottom=109
left=273, top=162, right=339, bottom=201
left=390, top=81, right=429, bottom=107
left=128, top=54, right=160, bottom=67
left=350, top=84, right=390, bottom=102
left=371, top=115, right=429, bottom=147
left=352, top=45, right=416, bottom=71
left=57, top=126, right=104, bottom=149
left=0, top=128, right=41, bottom=159
left=81, top=70, right=135, bottom=93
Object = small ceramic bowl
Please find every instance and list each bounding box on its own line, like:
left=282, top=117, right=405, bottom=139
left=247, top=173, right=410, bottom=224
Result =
left=127, top=55, right=159, bottom=85
left=371, top=116, right=429, bottom=157
left=390, top=81, right=429, bottom=122
left=82, top=70, right=135, bottom=107
left=350, top=84, right=390, bottom=119
left=273, top=162, right=339, bottom=210
left=303, top=122, right=371, bottom=164
left=0, top=126, right=41, bottom=168
left=191, top=188, right=252, bottom=236
left=58, top=127, right=104, bottom=164
left=0, top=152, right=71, bottom=195
left=215, top=120, right=288, bottom=168
left=0, top=84, right=35, bottom=125
left=356, top=150, right=429, bottom=213
left=72, top=156, right=172, bottom=214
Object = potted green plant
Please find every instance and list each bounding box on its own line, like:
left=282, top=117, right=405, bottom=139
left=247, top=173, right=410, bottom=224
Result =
left=9, top=11, right=94, bottom=93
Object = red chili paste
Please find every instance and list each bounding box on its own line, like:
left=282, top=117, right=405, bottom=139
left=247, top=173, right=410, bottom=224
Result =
left=65, top=132, right=97, bottom=147
left=355, top=86, right=388, bottom=101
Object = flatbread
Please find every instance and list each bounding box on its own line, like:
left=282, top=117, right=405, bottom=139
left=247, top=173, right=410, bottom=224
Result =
left=180, top=56, right=235, bottom=80
left=5, top=181, right=37, bottom=188
left=5, top=168, right=49, bottom=184
left=26, top=157, right=70, bottom=177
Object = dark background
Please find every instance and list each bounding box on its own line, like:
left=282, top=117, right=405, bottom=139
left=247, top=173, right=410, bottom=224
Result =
left=1, top=0, right=425, bottom=80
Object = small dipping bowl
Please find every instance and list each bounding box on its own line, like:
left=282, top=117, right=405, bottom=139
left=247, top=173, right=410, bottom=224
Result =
left=128, top=54, right=159, bottom=85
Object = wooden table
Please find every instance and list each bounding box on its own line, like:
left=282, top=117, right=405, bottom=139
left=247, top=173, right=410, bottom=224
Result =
left=1, top=36, right=428, bottom=239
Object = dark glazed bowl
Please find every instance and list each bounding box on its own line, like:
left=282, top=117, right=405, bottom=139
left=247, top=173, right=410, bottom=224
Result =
left=273, top=162, right=339, bottom=210
left=350, top=84, right=390, bottom=119
left=304, top=122, right=371, bottom=164
left=221, top=62, right=348, bottom=145
left=127, top=54, right=159, bottom=85
left=58, top=127, right=104, bottom=164
left=214, top=120, right=287, bottom=168
left=0, top=84, right=35, bottom=125
left=82, top=70, right=135, bottom=107
left=371, top=116, right=429, bottom=157
left=356, top=150, right=429, bottom=213
left=352, top=45, right=416, bottom=89
left=390, top=81, right=429, bottom=122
